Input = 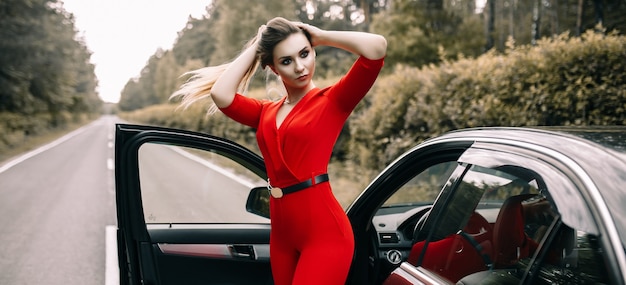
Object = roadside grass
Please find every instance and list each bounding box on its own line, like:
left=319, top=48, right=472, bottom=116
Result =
left=0, top=121, right=90, bottom=165
left=328, top=161, right=379, bottom=209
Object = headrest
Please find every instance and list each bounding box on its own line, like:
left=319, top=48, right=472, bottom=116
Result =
left=493, top=194, right=537, bottom=267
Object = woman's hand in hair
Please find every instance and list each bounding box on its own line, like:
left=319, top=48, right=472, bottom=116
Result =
left=293, top=23, right=387, bottom=60
left=256, top=25, right=267, bottom=42
left=293, top=22, right=324, bottom=47
left=246, top=25, right=266, bottom=50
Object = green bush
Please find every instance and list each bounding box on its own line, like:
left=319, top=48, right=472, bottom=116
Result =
left=349, top=30, right=626, bottom=170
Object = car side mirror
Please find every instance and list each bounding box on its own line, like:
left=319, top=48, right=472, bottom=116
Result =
left=246, top=186, right=270, bottom=219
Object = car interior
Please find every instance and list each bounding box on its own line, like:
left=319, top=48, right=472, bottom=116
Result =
left=374, top=159, right=612, bottom=285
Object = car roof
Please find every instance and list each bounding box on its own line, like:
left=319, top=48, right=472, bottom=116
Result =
left=431, top=126, right=626, bottom=248
left=535, top=126, right=626, bottom=153
left=442, top=125, right=626, bottom=152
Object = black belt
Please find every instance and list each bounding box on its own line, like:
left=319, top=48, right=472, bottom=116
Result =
left=269, top=174, right=329, bottom=198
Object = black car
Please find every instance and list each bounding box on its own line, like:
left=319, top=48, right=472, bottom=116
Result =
left=115, top=124, right=626, bottom=285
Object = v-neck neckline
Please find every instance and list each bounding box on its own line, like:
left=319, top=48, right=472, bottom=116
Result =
left=275, top=87, right=319, bottom=130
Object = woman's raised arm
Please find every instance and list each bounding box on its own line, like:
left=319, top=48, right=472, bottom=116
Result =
left=210, top=27, right=265, bottom=108
left=295, top=23, right=387, bottom=60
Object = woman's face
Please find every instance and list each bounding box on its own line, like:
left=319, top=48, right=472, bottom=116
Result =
left=270, top=32, right=315, bottom=91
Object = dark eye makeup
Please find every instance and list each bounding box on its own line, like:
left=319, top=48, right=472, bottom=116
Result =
left=279, top=47, right=310, bottom=66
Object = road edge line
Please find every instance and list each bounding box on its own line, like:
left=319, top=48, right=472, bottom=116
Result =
left=0, top=120, right=95, bottom=174
left=105, top=225, right=120, bottom=285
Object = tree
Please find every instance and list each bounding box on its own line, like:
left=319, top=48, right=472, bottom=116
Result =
left=481, top=0, right=625, bottom=51
left=154, top=50, right=184, bottom=104
left=371, top=0, right=483, bottom=68
left=0, top=0, right=100, bottom=116
left=209, top=0, right=297, bottom=64
left=118, top=79, right=145, bottom=111
left=485, top=0, right=495, bottom=50
left=172, top=14, right=218, bottom=66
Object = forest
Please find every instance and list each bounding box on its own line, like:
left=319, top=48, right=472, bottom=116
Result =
left=0, top=0, right=102, bottom=156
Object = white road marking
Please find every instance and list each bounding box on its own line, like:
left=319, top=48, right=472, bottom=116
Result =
left=105, top=225, right=119, bottom=285
left=107, top=158, right=114, bottom=170
left=107, top=118, right=117, bottom=196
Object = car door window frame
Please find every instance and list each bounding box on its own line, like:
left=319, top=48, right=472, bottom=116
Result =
left=115, top=124, right=269, bottom=285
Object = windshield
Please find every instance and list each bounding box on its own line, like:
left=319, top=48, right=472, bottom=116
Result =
left=381, top=161, right=458, bottom=209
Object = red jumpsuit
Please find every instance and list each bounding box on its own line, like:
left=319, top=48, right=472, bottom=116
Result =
left=220, top=56, right=384, bottom=285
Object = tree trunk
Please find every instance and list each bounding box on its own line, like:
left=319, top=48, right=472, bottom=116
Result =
left=485, top=0, right=495, bottom=51
left=593, top=0, right=604, bottom=27
left=509, top=0, right=515, bottom=39
left=532, top=0, right=541, bottom=44
left=576, top=0, right=584, bottom=35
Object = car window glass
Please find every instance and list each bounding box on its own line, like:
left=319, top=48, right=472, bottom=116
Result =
left=533, top=226, right=609, bottom=284
left=458, top=145, right=597, bottom=235
left=411, top=163, right=557, bottom=283
left=381, top=161, right=458, bottom=209
left=138, top=142, right=268, bottom=224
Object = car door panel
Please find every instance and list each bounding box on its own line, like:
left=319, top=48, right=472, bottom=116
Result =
left=151, top=252, right=272, bottom=285
left=120, top=234, right=273, bottom=285
left=148, top=235, right=272, bottom=285
left=383, top=263, right=451, bottom=285
left=115, top=124, right=271, bottom=285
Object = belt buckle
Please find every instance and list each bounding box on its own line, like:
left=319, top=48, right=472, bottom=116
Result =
left=270, top=187, right=283, bottom=198
left=267, top=178, right=283, bottom=198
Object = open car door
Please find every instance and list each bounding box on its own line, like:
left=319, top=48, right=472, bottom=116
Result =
left=115, top=124, right=272, bottom=285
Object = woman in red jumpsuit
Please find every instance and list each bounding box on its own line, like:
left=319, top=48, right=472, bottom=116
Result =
left=174, top=17, right=386, bottom=285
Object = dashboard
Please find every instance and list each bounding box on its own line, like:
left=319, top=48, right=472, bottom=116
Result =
left=371, top=204, right=501, bottom=275
left=372, top=205, right=432, bottom=270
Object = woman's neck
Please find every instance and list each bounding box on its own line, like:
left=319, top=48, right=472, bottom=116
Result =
left=284, top=82, right=316, bottom=104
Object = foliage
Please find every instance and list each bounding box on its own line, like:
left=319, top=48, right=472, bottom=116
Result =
left=0, top=0, right=102, bottom=156
left=0, top=111, right=97, bottom=157
left=348, top=30, right=626, bottom=170
left=0, top=0, right=101, bottom=114
left=209, top=0, right=296, bottom=64
left=117, top=49, right=188, bottom=111
left=371, top=0, right=485, bottom=69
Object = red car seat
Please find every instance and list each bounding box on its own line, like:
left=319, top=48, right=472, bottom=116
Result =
left=492, top=194, right=539, bottom=268
left=406, top=212, right=493, bottom=283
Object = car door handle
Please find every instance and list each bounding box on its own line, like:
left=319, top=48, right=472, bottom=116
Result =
left=228, top=245, right=256, bottom=260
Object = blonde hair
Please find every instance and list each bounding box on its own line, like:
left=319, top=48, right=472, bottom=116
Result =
left=171, top=39, right=259, bottom=114
left=171, top=17, right=310, bottom=114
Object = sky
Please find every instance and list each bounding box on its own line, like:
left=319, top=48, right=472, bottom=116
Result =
left=61, top=0, right=212, bottom=103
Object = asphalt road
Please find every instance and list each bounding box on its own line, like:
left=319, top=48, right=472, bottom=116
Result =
left=0, top=116, right=268, bottom=284
left=137, top=143, right=267, bottom=224
left=0, top=116, right=118, bottom=285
